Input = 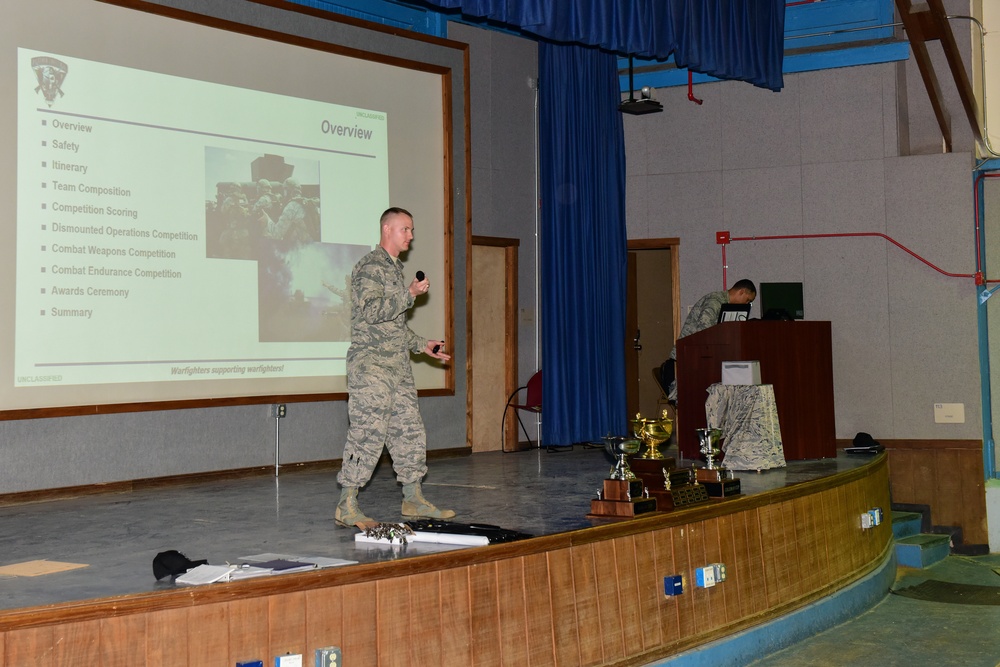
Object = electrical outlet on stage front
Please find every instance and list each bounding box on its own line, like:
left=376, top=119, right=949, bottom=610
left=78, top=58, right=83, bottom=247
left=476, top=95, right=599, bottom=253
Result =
left=315, top=646, right=342, bottom=666
left=664, top=574, right=684, bottom=596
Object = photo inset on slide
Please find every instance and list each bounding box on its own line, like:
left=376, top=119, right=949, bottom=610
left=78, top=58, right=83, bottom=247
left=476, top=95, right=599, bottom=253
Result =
left=204, top=147, right=321, bottom=260
left=258, top=241, right=368, bottom=342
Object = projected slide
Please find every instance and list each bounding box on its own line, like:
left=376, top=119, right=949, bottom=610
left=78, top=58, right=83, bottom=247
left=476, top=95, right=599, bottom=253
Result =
left=15, top=49, right=388, bottom=387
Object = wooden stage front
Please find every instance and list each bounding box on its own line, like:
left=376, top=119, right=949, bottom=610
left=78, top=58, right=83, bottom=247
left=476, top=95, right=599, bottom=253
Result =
left=0, top=450, right=892, bottom=666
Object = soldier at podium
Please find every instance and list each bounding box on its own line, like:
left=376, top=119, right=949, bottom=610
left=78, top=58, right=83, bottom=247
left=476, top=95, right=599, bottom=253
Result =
left=665, top=279, right=756, bottom=401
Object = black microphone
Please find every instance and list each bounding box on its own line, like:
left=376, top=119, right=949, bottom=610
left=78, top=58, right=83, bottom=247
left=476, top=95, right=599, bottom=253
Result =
left=417, top=270, right=435, bottom=353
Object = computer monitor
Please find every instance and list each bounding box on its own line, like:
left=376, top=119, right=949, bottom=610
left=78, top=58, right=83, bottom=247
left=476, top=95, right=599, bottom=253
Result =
left=717, top=303, right=751, bottom=324
left=760, top=282, right=804, bottom=320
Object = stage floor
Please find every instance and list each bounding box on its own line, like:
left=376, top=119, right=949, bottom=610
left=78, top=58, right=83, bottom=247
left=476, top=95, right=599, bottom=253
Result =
left=1, top=446, right=868, bottom=612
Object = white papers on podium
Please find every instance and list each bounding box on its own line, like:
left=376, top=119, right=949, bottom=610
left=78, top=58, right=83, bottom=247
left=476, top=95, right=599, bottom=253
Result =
left=240, top=552, right=301, bottom=563
left=174, top=552, right=361, bottom=586
left=239, top=553, right=357, bottom=569
left=298, top=556, right=358, bottom=568
left=252, top=559, right=316, bottom=574
left=227, top=565, right=274, bottom=581
left=176, top=564, right=234, bottom=585
left=354, top=531, right=489, bottom=547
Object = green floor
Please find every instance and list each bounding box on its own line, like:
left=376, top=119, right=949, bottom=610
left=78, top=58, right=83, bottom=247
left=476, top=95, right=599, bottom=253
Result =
left=750, top=554, right=1000, bottom=667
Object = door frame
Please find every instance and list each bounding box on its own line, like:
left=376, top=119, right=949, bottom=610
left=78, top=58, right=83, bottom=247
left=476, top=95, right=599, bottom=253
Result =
left=628, top=237, right=681, bottom=344
left=626, top=238, right=681, bottom=420
left=469, top=235, right=519, bottom=451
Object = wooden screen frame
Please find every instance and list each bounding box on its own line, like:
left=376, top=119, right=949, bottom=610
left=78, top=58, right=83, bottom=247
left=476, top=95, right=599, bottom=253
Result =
left=0, top=0, right=470, bottom=419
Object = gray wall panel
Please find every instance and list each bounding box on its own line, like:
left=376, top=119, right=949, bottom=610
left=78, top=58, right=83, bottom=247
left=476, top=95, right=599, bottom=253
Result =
left=722, top=165, right=805, bottom=296
left=799, top=157, right=892, bottom=437
left=645, top=85, right=724, bottom=176
left=623, top=108, right=650, bottom=176
left=721, top=75, right=801, bottom=171
left=646, top=169, right=725, bottom=309
left=885, top=152, right=978, bottom=439
left=809, top=235, right=893, bottom=439
left=802, top=159, right=886, bottom=234
left=881, top=63, right=901, bottom=159
left=722, top=165, right=803, bottom=234
left=800, top=66, right=888, bottom=165
left=448, top=22, right=540, bottom=387
left=471, top=164, right=493, bottom=234
left=627, top=62, right=978, bottom=442
left=626, top=173, right=650, bottom=239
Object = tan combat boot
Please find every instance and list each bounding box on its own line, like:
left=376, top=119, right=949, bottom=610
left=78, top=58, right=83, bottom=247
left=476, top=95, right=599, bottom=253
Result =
left=335, top=487, right=374, bottom=527
left=401, top=482, right=455, bottom=519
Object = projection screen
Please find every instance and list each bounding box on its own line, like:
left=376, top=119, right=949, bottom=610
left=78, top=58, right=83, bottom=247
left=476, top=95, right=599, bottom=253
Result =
left=1, top=0, right=455, bottom=417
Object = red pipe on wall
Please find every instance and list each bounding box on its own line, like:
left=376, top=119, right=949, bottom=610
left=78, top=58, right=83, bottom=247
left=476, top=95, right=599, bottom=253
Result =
left=717, top=172, right=1000, bottom=289
left=687, top=71, right=703, bottom=105
left=719, top=231, right=976, bottom=288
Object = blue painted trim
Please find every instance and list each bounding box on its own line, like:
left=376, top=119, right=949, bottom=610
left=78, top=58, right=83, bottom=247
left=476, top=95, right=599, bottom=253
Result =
left=977, top=169, right=997, bottom=480
left=620, top=41, right=909, bottom=91
left=286, top=0, right=445, bottom=36
left=783, top=42, right=910, bottom=73
left=784, top=0, right=895, bottom=49
left=648, top=549, right=896, bottom=666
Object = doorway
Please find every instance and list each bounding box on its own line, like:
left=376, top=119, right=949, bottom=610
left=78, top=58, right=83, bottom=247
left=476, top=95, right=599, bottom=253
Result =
left=470, top=237, right=519, bottom=452
left=625, top=240, right=680, bottom=421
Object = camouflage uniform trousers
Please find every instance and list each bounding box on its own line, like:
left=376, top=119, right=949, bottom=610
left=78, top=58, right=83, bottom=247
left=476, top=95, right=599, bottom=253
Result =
left=337, top=349, right=428, bottom=488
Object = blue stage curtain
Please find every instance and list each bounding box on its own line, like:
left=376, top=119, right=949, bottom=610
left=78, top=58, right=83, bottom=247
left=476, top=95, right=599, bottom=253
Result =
left=539, top=42, right=627, bottom=446
left=420, top=0, right=784, bottom=91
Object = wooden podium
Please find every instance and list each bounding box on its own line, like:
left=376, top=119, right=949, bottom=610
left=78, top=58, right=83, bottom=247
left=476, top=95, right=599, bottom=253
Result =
left=675, top=320, right=835, bottom=461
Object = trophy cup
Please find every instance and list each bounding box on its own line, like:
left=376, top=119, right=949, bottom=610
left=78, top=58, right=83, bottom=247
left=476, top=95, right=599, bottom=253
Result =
left=697, top=428, right=724, bottom=471
left=605, top=434, right=641, bottom=481
left=694, top=428, right=741, bottom=497
left=628, top=411, right=678, bottom=498
left=626, top=419, right=710, bottom=512
left=634, top=410, right=674, bottom=460
left=588, top=435, right=657, bottom=518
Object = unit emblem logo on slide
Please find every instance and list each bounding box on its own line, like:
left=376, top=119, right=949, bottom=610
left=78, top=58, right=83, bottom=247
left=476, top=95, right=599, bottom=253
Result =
left=31, top=56, right=68, bottom=107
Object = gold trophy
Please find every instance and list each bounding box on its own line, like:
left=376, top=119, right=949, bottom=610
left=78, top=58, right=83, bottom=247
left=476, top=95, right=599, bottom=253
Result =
left=625, top=413, right=709, bottom=511
left=628, top=411, right=677, bottom=496
left=694, top=427, right=741, bottom=497
left=633, top=410, right=674, bottom=460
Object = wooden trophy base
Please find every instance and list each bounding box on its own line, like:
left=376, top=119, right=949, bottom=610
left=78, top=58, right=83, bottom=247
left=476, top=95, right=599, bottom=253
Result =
left=696, top=467, right=728, bottom=483
left=695, top=467, right=742, bottom=498
left=628, top=456, right=677, bottom=476
left=701, top=478, right=742, bottom=498
left=628, top=456, right=677, bottom=499
left=588, top=479, right=657, bottom=518
left=649, top=482, right=710, bottom=510
left=626, top=461, right=711, bottom=512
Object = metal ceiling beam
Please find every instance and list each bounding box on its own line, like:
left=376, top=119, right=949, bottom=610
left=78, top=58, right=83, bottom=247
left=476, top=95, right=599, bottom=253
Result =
left=895, top=0, right=983, bottom=152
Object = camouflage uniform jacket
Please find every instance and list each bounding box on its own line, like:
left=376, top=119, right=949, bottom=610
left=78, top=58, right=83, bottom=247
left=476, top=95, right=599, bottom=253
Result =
left=669, top=290, right=728, bottom=360
left=348, top=246, right=426, bottom=363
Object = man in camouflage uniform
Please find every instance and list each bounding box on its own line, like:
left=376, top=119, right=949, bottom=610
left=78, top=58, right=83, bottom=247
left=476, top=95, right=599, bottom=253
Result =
left=335, top=207, right=454, bottom=527
left=666, top=279, right=756, bottom=401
